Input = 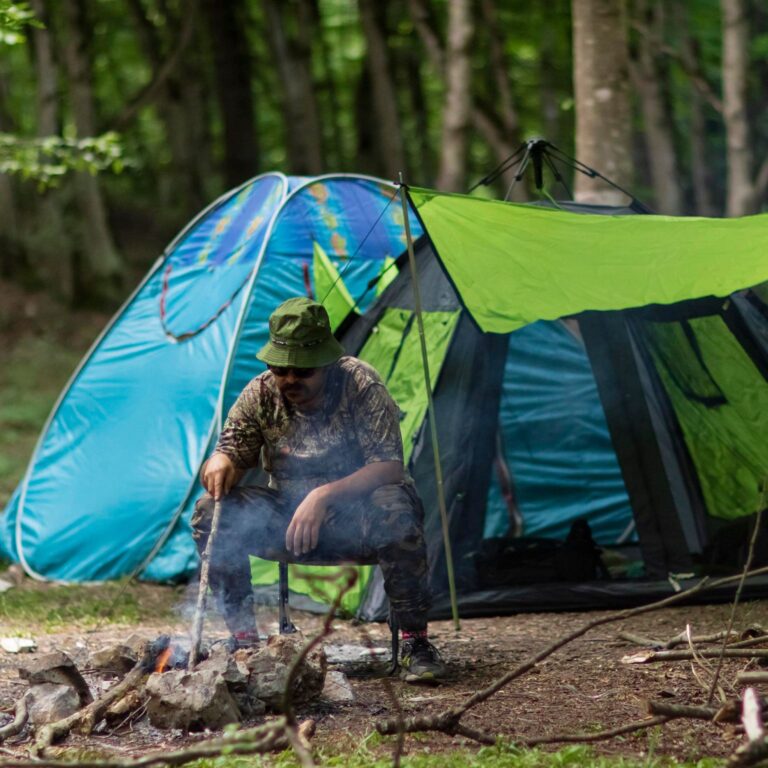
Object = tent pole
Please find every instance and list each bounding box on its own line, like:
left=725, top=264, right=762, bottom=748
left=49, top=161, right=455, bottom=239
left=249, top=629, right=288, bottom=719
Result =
left=398, top=176, right=461, bottom=632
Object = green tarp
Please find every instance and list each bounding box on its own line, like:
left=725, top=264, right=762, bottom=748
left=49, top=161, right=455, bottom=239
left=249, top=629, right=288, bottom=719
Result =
left=410, top=188, right=768, bottom=334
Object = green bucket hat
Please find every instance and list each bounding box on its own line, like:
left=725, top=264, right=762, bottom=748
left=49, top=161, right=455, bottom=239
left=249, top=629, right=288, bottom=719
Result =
left=256, top=297, right=345, bottom=368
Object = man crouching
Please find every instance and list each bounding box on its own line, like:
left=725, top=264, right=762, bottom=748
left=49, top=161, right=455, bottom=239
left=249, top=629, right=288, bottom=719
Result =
left=192, top=297, right=446, bottom=683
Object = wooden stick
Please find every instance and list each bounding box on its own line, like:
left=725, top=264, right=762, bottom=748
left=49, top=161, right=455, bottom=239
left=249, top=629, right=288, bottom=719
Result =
left=522, top=715, right=670, bottom=747
left=0, top=694, right=29, bottom=742
left=34, top=654, right=149, bottom=753
left=377, top=564, right=768, bottom=740
left=625, top=649, right=768, bottom=663
left=618, top=631, right=664, bottom=647
left=189, top=498, right=223, bottom=668
left=737, top=673, right=768, bottom=684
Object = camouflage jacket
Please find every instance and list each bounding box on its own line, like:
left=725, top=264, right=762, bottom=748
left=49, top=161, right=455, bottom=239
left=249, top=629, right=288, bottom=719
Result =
left=215, top=356, right=409, bottom=499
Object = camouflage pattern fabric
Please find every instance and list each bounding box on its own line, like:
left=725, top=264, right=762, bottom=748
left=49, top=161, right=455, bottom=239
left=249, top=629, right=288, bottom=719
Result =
left=192, top=483, right=431, bottom=632
left=215, top=356, right=413, bottom=501
left=194, top=356, right=430, bottom=633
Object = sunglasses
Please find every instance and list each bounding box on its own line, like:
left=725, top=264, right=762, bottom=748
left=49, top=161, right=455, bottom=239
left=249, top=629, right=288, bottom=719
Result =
left=268, top=365, right=318, bottom=379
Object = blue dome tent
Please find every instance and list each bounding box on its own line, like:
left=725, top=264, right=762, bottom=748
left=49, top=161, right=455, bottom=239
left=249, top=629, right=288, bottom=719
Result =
left=1, top=173, right=418, bottom=584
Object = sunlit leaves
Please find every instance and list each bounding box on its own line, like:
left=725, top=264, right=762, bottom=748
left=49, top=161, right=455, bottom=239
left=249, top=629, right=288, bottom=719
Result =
left=0, top=131, right=127, bottom=186
left=0, top=0, right=40, bottom=45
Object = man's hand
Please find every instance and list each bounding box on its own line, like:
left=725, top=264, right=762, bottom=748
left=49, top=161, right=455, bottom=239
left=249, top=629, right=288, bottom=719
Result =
left=201, top=453, right=238, bottom=500
left=285, top=487, right=329, bottom=556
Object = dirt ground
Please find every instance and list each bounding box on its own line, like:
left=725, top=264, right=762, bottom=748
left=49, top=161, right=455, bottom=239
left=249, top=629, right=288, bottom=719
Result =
left=0, top=582, right=766, bottom=763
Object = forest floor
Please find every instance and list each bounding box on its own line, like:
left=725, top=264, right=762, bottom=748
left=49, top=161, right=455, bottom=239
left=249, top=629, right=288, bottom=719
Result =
left=0, top=577, right=763, bottom=766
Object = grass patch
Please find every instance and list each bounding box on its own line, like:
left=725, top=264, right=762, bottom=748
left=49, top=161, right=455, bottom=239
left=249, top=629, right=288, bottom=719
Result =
left=132, top=743, right=726, bottom=768
left=0, top=579, right=179, bottom=632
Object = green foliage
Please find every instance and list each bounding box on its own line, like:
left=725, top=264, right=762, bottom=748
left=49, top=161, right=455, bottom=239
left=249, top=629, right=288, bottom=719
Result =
left=0, top=0, right=40, bottom=45
left=166, top=742, right=726, bottom=768
left=0, top=579, right=176, bottom=631
left=0, top=313, right=104, bottom=507
left=0, top=131, right=126, bottom=187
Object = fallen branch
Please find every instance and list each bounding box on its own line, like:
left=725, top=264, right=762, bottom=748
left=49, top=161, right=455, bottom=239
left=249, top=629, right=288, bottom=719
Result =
left=729, top=635, right=768, bottom=650
left=737, top=672, right=768, bottom=684
left=647, top=700, right=738, bottom=722
left=4, top=718, right=304, bottom=768
left=522, top=715, right=670, bottom=746
left=281, top=567, right=358, bottom=768
left=618, top=631, right=663, bottom=648
left=623, top=649, right=768, bottom=663
left=665, top=629, right=737, bottom=649
left=0, top=694, right=29, bottom=742
left=34, top=652, right=150, bottom=753
left=377, top=564, right=768, bottom=742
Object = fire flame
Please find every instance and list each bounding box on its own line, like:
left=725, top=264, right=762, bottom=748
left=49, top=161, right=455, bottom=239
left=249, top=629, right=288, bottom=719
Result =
left=155, top=646, right=172, bottom=674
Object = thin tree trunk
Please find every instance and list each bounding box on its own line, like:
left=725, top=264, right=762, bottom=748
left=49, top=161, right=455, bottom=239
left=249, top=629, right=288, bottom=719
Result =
left=436, top=0, right=473, bottom=191
left=60, top=0, right=123, bottom=300
left=721, top=0, right=756, bottom=215
left=631, top=0, right=683, bottom=214
left=572, top=0, right=634, bottom=204
left=404, top=49, right=433, bottom=184
left=313, top=0, right=344, bottom=168
left=263, top=0, right=323, bottom=175
left=479, top=0, right=519, bottom=141
left=28, top=0, right=74, bottom=296
left=0, top=68, right=21, bottom=278
left=204, top=0, right=258, bottom=188
left=123, top=0, right=207, bottom=215
left=358, top=0, right=406, bottom=177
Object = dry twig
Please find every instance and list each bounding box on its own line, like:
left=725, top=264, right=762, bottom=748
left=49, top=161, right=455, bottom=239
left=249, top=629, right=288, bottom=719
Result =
left=707, top=485, right=766, bottom=705
left=0, top=694, right=29, bottom=742
left=376, top=564, right=768, bottom=743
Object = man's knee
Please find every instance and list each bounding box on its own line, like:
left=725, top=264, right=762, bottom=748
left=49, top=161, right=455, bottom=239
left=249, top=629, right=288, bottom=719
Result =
left=368, top=483, right=425, bottom=549
left=191, top=493, right=215, bottom=543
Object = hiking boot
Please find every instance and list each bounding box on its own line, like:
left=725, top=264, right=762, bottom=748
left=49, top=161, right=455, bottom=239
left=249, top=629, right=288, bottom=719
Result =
left=211, top=630, right=260, bottom=653
left=400, top=637, right=446, bottom=683
left=231, top=629, right=260, bottom=650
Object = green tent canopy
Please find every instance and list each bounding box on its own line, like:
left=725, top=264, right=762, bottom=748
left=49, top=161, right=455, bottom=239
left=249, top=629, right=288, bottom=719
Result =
left=409, top=187, right=768, bottom=334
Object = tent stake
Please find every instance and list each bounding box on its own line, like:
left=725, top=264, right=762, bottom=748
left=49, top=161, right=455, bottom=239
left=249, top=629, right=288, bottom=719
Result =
left=398, top=176, right=460, bottom=632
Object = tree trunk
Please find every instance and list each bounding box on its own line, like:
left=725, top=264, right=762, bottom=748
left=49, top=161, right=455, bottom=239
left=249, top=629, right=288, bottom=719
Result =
left=572, top=0, right=634, bottom=204
left=436, top=0, right=473, bottom=191
left=262, top=0, right=323, bottom=175
left=313, top=0, right=344, bottom=169
left=721, top=0, right=756, bottom=216
left=630, top=0, right=683, bottom=214
left=0, top=69, right=21, bottom=278
left=123, top=0, right=207, bottom=215
left=60, top=0, right=123, bottom=301
left=204, top=0, right=259, bottom=188
left=28, top=0, right=74, bottom=296
left=358, top=0, right=406, bottom=177
left=404, top=48, right=433, bottom=184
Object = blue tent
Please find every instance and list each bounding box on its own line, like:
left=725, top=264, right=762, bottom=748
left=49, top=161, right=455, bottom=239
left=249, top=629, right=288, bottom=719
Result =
left=1, top=174, right=419, bottom=582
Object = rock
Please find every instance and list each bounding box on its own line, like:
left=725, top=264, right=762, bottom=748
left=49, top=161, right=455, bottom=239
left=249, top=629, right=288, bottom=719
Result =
left=0, top=637, right=36, bottom=653
left=88, top=642, right=139, bottom=674
left=18, top=651, right=92, bottom=705
left=238, top=634, right=326, bottom=711
left=322, top=670, right=355, bottom=703
left=26, top=684, right=80, bottom=725
left=197, top=645, right=249, bottom=688
left=145, top=668, right=241, bottom=731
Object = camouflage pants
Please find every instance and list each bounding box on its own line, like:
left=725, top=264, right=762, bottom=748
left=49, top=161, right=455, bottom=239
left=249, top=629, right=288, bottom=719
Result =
left=191, top=483, right=431, bottom=633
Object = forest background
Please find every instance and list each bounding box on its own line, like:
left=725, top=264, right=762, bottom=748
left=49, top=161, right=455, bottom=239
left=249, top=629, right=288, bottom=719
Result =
left=1, top=0, right=767, bottom=506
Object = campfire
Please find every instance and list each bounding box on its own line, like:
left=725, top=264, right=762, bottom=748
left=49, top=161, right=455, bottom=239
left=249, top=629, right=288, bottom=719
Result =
left=4, top=632, right=327, bottom=749
left=146, top=634, right=194, bottom=673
